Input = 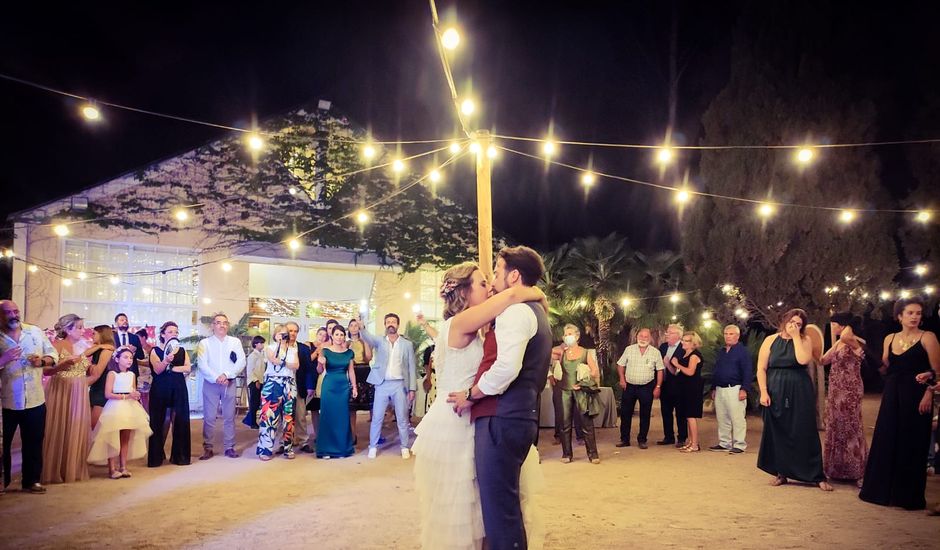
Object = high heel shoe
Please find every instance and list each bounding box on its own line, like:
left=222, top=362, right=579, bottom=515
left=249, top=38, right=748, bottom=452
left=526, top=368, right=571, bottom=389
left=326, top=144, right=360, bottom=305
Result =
left=679, top=445, right=700, bottom=453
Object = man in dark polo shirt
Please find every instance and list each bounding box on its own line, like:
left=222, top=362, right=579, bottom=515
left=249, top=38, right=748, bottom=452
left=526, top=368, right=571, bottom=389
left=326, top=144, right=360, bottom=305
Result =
left=708, top=324, right=752, bottom=454
left=448, top=246, right=552, bottom=550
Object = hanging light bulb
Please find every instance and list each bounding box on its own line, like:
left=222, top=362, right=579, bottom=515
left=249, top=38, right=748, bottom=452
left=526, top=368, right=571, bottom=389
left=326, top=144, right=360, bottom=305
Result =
left=655, top=147, right=673, bottom=164
left=879, top=290, right=891, bottom=301
left=288, top=238, right=301, bottom=251
left=53, top=224, right=70, bottom=237
left=392, top=159, right=405, bottom=173
left=109, top=275, right=120, bottom=285
left=674, top=189, right=691, bottom=204
left=925, top=285, right=936, bottom=295
left=701, top=311, right=712, bottom=320
left=28, top=264, right=38, bottom=273
left=721, top=284, right=734, bottom=294
left=202, top=297, right=212, bottom=305
left=356, top=210, right=370, bottom=224
left=899, top=289, right=911, bottom=299
left=221, top=262, right=233, bottom=272
left=915, top=210, right=932, bottom=223
left=581, top=172, right=596, bottom=186
left=2, top=249, right=12, bottom=258
left=541, top=140, right=557, bottom=156
left=460, top=99, right=476, bottom=116
left=669, top=293, right=680, bottom=303
left=703, top=319, right=714, bottom=329
left=428, top=170, right=442, bottom=183
left=363, top=145, right=376, bottom=160
left=756, top=203, right=775, bottom=218
left=174, top=209, right=189, bottom=222
left=81, top=103, right=101, bottom=121
left=441, top=27, right=460, bottom=50
left=469, top=142, right=481, bottom=154
left=449, top=141, right=461, bottom=154
left=914, top=264, right=928, bottom=276
left=621, top=297, right=632, bottom=307
left=796, top=147, right=814, bottom=164
left=62, top=278, right=73, bottom=287
left=246, top=133, right=264, bottom=151
left=487, top=145, right=498, bottom=159
left=288, top=187, right=298, bottom=196
left=578, top=299, right=587, bottom=308
left=77, top=272, right=88, bottom=280
left=838, top=209, right=856, bottom=224
left=404, top=292, right=412, bottom=300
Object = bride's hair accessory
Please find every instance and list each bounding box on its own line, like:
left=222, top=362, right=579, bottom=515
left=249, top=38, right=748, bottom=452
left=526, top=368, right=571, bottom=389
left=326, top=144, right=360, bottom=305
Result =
left=440, top=278, right=461, bottom=298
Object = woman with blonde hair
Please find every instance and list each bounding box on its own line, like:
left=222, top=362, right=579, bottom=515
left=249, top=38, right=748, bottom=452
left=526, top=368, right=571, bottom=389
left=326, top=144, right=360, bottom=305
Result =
left=554, top=323, right=601, bottom=463
left=412, top=261, right=546, bottom=549
left=42, top=313, right=92, bottom=484
left=671, top=331, right=704, bottom=453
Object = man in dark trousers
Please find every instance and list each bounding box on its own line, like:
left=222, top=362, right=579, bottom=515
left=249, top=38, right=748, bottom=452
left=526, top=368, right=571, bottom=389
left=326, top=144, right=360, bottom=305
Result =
left=658, top=324, right=688, bottom=447
left=449, top=246, right=552, bottom=550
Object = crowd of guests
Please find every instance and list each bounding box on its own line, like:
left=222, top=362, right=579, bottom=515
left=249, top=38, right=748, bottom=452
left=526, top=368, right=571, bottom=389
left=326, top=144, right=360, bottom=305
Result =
left=0, top=294, right=937, bottom=516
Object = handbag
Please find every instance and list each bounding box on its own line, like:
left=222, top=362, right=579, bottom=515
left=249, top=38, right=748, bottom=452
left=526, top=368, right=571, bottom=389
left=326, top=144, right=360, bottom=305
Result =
left=552, top=360, right=563, bottom=382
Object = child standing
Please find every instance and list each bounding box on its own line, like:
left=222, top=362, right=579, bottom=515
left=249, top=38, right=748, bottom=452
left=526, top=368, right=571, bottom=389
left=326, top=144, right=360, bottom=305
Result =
left=88, top=347, right=153, bottom=478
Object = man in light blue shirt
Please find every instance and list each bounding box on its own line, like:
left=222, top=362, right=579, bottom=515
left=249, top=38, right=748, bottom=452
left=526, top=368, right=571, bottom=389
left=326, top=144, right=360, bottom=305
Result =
left=359, top=313, right=417, bottom=459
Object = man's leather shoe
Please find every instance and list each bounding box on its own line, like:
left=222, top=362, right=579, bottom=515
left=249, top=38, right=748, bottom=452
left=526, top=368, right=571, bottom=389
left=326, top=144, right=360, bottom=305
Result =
left=199, top=449, right=214, bottom=460
left=26, top=483, right=46, bottom=494
left=300, top=444, right=315, bottom=454
left=656, top=439, right=675, bottom=446
left=615, top=441, right=631, bottom=448
left=224, top=449, right=239, bottom=458
left=638, top=441, right=649, bottom=449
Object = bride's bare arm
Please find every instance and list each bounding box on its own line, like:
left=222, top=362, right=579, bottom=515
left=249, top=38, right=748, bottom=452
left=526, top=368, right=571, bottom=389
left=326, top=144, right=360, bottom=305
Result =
left=449, top=286, right=545, bottom=342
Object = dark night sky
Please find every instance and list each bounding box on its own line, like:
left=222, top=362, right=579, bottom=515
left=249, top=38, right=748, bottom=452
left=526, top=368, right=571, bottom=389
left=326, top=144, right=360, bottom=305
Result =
left=1, top=1, right=937, bottom=252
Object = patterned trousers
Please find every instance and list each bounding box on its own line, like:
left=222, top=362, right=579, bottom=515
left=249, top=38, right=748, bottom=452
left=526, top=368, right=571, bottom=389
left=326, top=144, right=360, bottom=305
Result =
left=256, top=376, right=296, bottom=457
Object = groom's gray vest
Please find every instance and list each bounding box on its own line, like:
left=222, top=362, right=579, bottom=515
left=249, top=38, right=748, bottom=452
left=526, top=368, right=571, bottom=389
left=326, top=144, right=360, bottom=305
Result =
left=494, top=301, right=552, bottom=421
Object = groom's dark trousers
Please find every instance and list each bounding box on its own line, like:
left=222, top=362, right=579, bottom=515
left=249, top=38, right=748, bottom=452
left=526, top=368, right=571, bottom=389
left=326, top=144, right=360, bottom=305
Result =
left=475, top=416, right=537, bottom=550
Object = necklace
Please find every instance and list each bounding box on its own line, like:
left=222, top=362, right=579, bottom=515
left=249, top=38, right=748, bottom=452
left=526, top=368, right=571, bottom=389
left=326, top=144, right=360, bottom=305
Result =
left=898, top=331, right=921, bottom=351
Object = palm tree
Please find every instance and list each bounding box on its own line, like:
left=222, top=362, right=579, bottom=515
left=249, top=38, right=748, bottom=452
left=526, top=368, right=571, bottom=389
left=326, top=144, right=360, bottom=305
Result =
left=565, top=233, right=636, bottom=379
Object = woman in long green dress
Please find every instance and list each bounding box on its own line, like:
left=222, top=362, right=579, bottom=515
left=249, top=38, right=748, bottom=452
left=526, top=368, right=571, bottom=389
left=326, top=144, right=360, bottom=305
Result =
left=757, top=308, right=832, bottom=491
left=315, top=325, right=358, bottom=458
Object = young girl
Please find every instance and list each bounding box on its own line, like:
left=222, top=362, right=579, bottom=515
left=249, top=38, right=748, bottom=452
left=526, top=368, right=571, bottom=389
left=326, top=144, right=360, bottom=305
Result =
left=87, top=347, right=153, bottom=479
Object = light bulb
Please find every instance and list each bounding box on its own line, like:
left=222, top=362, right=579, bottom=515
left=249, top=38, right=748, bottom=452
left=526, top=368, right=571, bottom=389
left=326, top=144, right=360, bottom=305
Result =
left=404, top=292, right=412, bottom=300
left=669, top=293, right=680, bottom=304
left=53, top=224, right=70, bottom=237
left=721, top=284, right=734, bottom=294
left=288, top=238, right=301, bottom=251
left=221, top=262, right=233, bottom=272
left=915, top=211, right=931, bottom=223
left=460, top=99, right=475, bottom=116
left=288, top=187, right=298, bottom=196
left=109, top=276, right=120, bottom=285
left=581, top=172, right=596, bottom=186
left=81, top=104, right=101, bottom=121
left=77, top=272, right=88, bottom=280
left=392, top=159, right=405, bottom=173
left=701, top=311, right=712, bottom=320
left=839, top=209, right=856, bottom=223
left=174, top=209, right=189, bottom=222
left=914, top=264, right=928, bottom=276
left=757, top=203, right=775, bottom=218
left=621, top=297, right=632, bottom=307
left=356, top=211, right=369, bottom=224
left=363, top=145, right=376, bottom=159
left=428, top=170, right=442, bottom=183
left=247, top=134, right=264, bottom=151
left=796, top=147, right=814, bottom=164
left=656, top=147, right=673, bottom=164
left=202, top=297, right=212, bottom=305
left=449, top=142, right=461, bottom=154
left=925, top=286, right=935, bottom=295
left=487, top=145, right=498, bottom=159
left=899, top=289, right=911, bottom=299
left=62, top=278, right=73, bottom=287
left=674, top=189, right=690, bottom=204
left=469, top=142, right=481, bottom=154
left=879, top=291, right=891, bottom=301
left=2, top=249, right=12, bottom=258
left=542, top=141, right=557, bottom=156
left=412, top=303, right=422, bottom=314
left=28, top=264, right=38, bottom=273
left=441, top=28, right=460, bottom=50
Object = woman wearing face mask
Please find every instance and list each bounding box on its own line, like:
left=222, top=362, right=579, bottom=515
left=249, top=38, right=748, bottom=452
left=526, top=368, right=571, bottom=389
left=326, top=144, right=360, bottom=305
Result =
left=757, top=309, right=831, bottom=491
left=555, top=324, right=601, bottom=464
left=42, top=313, right=92, bottom=484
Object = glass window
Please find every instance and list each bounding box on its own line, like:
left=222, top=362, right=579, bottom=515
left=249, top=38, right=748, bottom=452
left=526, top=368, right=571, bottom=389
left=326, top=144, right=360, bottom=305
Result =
left=61, top=240, right=198, bottom=336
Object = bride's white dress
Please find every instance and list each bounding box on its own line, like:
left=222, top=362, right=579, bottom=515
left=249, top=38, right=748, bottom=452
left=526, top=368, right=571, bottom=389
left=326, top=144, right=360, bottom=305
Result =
left=413, top=319, right=544, bottom=550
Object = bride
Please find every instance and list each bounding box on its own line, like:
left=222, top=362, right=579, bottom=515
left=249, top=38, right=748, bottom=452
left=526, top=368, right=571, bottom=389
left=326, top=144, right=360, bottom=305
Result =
left=412, top=261, right=545, bottom=550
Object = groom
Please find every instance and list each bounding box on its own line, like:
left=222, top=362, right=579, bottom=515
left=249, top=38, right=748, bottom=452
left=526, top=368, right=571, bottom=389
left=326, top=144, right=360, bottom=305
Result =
left=449, top=246, right=552, bottom=550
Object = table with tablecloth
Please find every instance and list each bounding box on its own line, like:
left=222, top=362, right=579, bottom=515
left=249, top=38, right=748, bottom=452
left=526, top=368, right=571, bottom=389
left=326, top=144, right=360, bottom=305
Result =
left=539, top=384, right=617, bottom=428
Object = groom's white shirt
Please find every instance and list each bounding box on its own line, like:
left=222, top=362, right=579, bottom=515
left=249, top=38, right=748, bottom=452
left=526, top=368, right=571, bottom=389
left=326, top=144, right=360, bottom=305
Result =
left=477, top=303, right=538, bottom=396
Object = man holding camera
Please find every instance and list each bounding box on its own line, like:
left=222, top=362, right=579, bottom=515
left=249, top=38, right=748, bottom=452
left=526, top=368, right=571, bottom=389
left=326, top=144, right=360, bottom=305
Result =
left=196, top=313, right=246, bottom=459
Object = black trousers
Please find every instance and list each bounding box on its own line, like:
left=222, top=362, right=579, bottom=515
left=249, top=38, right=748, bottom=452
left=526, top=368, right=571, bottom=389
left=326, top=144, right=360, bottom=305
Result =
left=620, top=380, right=655, bottom=443
left=2, top=405, right=46, bottom=488
left=475, top=416, right=537, bottom=550
left=243, top=382, right=261, bottom=426
left=660, top=373, right=687, bottom=442
left=148, top=378, right=191, bottom=467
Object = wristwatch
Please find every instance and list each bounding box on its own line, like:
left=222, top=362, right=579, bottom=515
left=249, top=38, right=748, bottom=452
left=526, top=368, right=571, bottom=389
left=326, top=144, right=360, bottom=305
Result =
left=465, top=388, right=478, bottom=403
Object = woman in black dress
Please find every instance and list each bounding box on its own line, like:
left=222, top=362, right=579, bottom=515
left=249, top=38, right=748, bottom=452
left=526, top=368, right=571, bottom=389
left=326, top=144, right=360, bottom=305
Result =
left=860, top=298, right=940, bottom=510
left=672, top=331, right=704, bottom=453
left=86, top=325, right=116, bottom=429
left=757, top=309, right=832, bottom=491
left=147, top=321, right=192, bottom=467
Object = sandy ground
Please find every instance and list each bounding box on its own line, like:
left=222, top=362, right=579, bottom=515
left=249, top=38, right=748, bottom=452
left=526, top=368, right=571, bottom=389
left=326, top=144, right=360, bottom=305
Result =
left=0, top=395, right=937, bottom=550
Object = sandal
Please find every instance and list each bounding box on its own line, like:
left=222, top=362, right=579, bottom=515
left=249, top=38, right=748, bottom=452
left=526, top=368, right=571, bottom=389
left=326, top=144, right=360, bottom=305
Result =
left=770, top=475, right=788, bottom=486
left=121, top=470, right=132, bottom=478
left=818, top=481, right=834, bottom=492
left=680, top=445, right=700, bottom=453
left=677, top=442, right=692, bottom=451
left=110, top=471, right=123, bottom=480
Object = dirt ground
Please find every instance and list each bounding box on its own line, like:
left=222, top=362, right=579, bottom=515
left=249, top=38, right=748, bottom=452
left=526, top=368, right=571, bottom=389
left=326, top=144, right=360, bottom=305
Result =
left=0, top=395, right=937, bottom=549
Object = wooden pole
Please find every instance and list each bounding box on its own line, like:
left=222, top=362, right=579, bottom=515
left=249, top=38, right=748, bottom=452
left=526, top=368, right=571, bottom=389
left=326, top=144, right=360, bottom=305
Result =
left=475, top=130, right=493, bottom=278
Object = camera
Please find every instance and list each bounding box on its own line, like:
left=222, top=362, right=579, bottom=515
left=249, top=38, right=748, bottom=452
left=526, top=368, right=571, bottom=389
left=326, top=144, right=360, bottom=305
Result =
left=280, top=332, right=290, bottom=342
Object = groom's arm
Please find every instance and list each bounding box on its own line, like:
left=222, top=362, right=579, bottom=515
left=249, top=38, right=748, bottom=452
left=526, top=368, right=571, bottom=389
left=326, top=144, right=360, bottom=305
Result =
left=472, top=304, right=537, bottom=398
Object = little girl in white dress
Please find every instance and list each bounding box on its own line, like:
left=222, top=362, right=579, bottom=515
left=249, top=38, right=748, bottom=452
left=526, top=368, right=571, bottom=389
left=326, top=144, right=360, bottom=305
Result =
left=88, top=347, right=153, bottom=478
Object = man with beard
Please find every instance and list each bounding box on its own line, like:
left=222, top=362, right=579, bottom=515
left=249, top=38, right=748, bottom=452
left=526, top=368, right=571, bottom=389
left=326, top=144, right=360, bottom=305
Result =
left=359, top=313, right=417, bottom=459
left=0, top=300, right=61, bottom=493
left=112, top=313, right=147, bottom=375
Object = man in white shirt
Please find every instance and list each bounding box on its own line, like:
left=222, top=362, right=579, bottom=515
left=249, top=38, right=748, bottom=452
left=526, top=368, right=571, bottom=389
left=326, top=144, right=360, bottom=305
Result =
left=615, top=328, right=664, bottom=449
left=196, top=313, right=246, bottom=459
left=0, top=300, right=61, bottom=493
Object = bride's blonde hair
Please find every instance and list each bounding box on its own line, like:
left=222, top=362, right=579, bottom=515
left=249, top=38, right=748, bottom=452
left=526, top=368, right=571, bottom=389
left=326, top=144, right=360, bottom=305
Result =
left=441, top=262, right=479, bottom=320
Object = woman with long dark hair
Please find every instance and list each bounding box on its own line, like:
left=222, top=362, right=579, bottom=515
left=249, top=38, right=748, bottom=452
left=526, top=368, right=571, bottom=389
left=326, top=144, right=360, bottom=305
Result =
left=147, top=321, right=192, bottom=467
left=821, top=312, right=867, bottom=487
left=860, top=298, right=940, bottom=509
